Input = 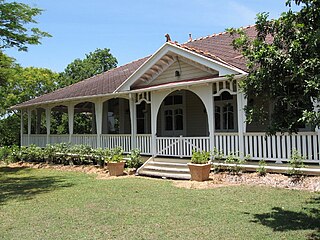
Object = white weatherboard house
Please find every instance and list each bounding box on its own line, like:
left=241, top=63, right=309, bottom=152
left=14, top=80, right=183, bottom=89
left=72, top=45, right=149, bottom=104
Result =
left=13, top=26, right=320, bottom=179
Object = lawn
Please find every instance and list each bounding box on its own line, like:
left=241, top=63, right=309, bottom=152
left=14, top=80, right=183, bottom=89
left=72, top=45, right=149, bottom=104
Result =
left=0, top=166, right=319, bottom=240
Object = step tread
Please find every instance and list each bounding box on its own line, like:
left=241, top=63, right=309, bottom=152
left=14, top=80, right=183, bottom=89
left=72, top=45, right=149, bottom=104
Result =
left=143, top=165, right=190, bottom=173
left=149, top=161, right=188, bottom=167
left=138, top=170, right=191, bottom=179
left=152, top=158, right=190, bottom=164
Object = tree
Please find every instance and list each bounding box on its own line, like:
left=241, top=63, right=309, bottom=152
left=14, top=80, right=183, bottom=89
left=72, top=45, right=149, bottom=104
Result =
left=0, top=65, right=59, bottom=115
left=0, top=61, right=59, bottom=146
left=60, top=48, right=117, bottom=86
left=229, top=0, right=320, bottom=133
left=0, top=50, right=16, bottom=86
left=0, top=0, right=51, bottom=51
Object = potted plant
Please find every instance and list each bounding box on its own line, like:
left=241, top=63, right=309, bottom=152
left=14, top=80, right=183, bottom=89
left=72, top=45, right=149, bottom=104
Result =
left=106, top=147, right=125, bottom=176
left=188, top=150, right=211, bottom=181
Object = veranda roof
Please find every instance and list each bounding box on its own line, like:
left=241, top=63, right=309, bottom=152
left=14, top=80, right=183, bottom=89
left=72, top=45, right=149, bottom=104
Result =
left=13, top=25, right=258, bottom=109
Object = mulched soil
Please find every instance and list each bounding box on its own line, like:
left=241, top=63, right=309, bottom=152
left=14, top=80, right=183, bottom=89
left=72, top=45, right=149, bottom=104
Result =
left=4, top=162, right=320, bottom=192
left=174, top=172, right=320, bottom=192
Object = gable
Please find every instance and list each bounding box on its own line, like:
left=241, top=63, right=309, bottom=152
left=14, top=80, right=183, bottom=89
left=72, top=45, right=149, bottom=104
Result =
left=115, top=42, right=245, bottom=92
left=132, top=58, right=217, bottom=89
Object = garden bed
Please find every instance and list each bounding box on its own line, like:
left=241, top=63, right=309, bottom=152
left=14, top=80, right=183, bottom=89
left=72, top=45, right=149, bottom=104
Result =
left=174, top=172, right=320, bottom=192
left=4, top=162, right=320, bottom=192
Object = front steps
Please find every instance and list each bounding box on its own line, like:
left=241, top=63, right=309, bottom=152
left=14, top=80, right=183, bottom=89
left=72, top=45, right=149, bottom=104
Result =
left=137, top=157, right=191, bottom=180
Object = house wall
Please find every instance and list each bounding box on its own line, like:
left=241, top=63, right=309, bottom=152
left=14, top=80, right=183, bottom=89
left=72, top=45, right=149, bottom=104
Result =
left=148, top=60, right=212, bottom=87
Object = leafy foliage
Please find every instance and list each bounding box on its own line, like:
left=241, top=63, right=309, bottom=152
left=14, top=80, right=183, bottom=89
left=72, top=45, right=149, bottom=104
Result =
left=0, top=0, right=51, bottom=51
left=257, top=160, right=267, bottom=176
left=0, top=51, right=16, bottom=86
left=0, top=66, right=59, bottom=115
left=191, top=150, right=210, bottom=164
left=0, top=62, right=59, bottom=146
left=126, top=149, right=143, bottom=169
left=229, top=0, right=320, bottom=133
left=0, top=144, right=132, bottom=167
left=225, top=153, right=247, bottom=175
left=287, top=150, right=305, bottom=176
left=106, top=147, right=124, bottom=163
left=59, top=48, right=117, bottom=86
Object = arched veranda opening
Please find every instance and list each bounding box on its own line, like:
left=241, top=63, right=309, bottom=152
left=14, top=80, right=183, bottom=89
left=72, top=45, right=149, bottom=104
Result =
left=157, top=90, right=209, bottom=137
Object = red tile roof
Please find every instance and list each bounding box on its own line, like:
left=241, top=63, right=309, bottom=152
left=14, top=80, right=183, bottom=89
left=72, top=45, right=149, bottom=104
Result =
left=14, top=25, right=258, bottom=109
left=184, top=25, right=258, bottom=71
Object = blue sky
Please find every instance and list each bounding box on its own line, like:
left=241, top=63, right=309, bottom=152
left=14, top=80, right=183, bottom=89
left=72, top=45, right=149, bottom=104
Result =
left=5, top=0, right=296, bottom=73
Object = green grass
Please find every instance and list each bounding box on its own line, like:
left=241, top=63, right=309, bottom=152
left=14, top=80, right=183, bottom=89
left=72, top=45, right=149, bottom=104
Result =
left=0, top=166, right=319, bottom=240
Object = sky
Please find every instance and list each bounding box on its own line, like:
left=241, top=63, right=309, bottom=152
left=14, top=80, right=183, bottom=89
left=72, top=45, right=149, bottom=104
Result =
left=5, top=0, right=297, bottom=73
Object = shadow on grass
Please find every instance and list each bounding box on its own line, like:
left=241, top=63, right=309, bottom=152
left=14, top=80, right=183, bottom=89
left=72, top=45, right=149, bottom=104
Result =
left=248, top=195, right=320, bottom=240
left=0, top=167, right=74, bottom=205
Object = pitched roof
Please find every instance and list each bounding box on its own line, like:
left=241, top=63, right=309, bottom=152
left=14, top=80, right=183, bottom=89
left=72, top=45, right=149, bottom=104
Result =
left=14, top=25, right=257, bottom=109
left=16, top=56, right=149, bottom=108
left=184, top=25, right=257, bottom=71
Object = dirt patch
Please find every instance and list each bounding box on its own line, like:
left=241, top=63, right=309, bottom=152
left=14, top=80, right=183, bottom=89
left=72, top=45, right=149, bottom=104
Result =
left=5, top=162, right=136, bottom=179
left=3, top=162, right=320, bottom=192
left=173, top=172, right=320, bottom=192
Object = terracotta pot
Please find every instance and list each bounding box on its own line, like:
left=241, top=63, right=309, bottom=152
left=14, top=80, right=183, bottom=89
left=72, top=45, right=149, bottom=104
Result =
left=187, top=163, right=211, bottom=181
left=108, top=161, right=125, bottom=176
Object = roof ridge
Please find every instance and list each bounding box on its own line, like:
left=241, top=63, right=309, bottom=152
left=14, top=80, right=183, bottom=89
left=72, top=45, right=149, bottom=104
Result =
left=185, top=24, right=256, bottom=43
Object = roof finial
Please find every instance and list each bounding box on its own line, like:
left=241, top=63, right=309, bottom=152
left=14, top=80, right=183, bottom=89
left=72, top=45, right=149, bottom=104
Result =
left=165, top=33, right=171, bottom=42
left=188, top=33, right=192, bottom=42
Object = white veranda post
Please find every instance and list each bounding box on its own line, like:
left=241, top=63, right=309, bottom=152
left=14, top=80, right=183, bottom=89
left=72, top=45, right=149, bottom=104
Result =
left=95, top=99, right=103, bottom=148
left=20, top=109, right=24, bottom=146
left=45, top=107, right=51, bottom=145
left=27, top=108, right=31, bottom=146
left=237, top=90, right=247, bottom=158
left=129, top=94, right=137, bottom=150
left=68, top=104, right=74, bottom=143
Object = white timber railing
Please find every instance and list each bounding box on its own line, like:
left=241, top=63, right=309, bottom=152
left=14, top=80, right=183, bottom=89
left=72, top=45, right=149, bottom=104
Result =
left=243, top=132, right=320, bottom=163
left=214, top=133, right=240, bottom=156
left=101, top=134, right=131, bottom=153
left=28, top=134, right=47, bottom=148
left=22, top=132, right=320, bottom=164
left=71, top=134, right=97, bottom=148
left=21, top=134, right=28, bottom=146
left=50, top=134, right=69, bottom=145
left=136, top=134, right=152, bottom=154
left=156, top=136, right=210, bottom=157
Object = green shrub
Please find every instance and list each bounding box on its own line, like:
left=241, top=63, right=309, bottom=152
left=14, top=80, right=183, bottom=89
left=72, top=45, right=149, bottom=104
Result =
left=43, top=144, right=57, bottom=163
left=288, top=150, right=305, bottom=176
left=225, top=153, right=247, bottom=175
left=126, top=149, right=142, bottom=169
left=69, top=144, right=93, bottom=165
left=24, top=144, right=45, bottom=162
left=257, top=160, right=266, bottom=176
left=93, top=148, right=105, bottom=167
left=191, top=150, right=210, bottom=164
left=6, top=145, right=21, bottom=163
left=0, top=146, right=11, bottom=162
left=212, top=148, right=224, bottom=161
